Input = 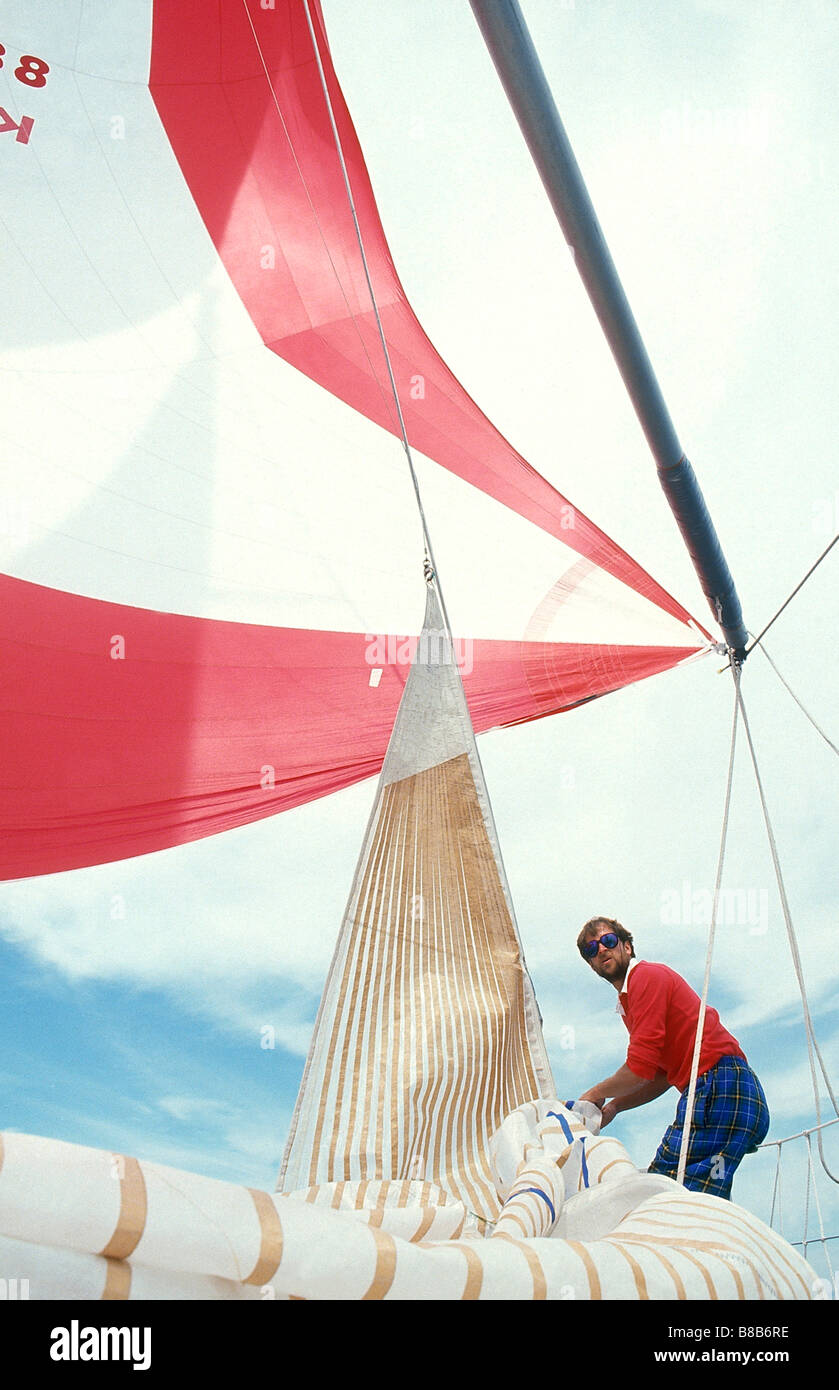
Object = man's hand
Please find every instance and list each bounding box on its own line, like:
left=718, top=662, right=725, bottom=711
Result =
left=575, top=1092, right=620, bottom=1127
left=599, top=1100, right=620, bottom=1129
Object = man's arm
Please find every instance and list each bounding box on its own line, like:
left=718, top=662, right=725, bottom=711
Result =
left=578, top=1065, right=671, bottom=1126
left=609, top=1070, right=671, bottom=1112
left=603, top=1070, right=671, bottom=1127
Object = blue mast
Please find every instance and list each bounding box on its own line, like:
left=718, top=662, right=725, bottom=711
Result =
left=469, top=0, right=749, bottom=660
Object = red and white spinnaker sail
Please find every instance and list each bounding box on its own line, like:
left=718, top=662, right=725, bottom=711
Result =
left=0, top=1, right=710, bottom=879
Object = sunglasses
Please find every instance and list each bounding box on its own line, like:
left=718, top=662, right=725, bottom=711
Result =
left=581, top=931, right=620, bottom=960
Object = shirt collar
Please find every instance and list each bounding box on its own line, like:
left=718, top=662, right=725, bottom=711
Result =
left=615, top=955, right=640, bottom=1013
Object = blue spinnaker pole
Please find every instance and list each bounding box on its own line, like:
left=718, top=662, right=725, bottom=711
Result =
left=469, top=0, right=749, bottom=659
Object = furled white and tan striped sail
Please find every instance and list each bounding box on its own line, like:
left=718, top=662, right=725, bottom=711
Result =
left=279, top=584, right=554, bottom=1217
left=0, top=1106, right=818, bottom=1300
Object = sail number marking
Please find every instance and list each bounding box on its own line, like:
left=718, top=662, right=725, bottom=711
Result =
left=0, top=43, right=50, bottom=145
left=0, top=44, right=50, bottom=85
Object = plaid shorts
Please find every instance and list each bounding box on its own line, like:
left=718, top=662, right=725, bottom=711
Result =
left=647, top=1054, right=770, bottom=1200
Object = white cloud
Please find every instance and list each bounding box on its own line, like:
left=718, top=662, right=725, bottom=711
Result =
left=157, top=1095, right=233, bottom=1125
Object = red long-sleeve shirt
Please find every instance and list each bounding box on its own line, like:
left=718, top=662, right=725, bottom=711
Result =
left=619, top=960, right=745, bottom=1091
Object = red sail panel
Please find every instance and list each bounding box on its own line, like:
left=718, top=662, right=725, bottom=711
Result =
left=148, top=0, right=707, bottom=633
left=0, top=574, right=697, bottom=879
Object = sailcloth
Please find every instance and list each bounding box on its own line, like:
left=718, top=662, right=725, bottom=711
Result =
left=0, top=2, right=821, bottom=1306
left=0, top=0, right=709, bottom=881
left=0, top=1111, right=818, bottom=1300
left=280, top=583, right=553, bottom=1215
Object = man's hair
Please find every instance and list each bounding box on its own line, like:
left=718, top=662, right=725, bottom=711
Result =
left=577, top=916, right=635, bottom=959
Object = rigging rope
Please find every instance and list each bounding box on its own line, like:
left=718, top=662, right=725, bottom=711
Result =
left=734, top=677, right=839, bottom=1184
left=763, top=1120, right=839, bottom=1276
left=676, top=663, right=740, bottom=1187
left=241, top=0, right=444, bottom=608
left=805, top=1129, right=833, bottom=1275
left=679, top=659, right=839, bottom=1199
left=755, top=640, right=839, bottom=758
left=299, top=0, right=452, bottom=626
left=769, top=1143, right=783, bottom=1236
left=745, top=533, right=838, bottom=656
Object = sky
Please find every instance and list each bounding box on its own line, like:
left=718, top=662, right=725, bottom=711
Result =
left=1, top=0, right=838, bottom=1286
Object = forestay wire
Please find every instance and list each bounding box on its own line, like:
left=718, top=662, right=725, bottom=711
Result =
left=298, top=0, right=451, bottom=628
left=242, top=0, right=448, bottom=622
left=239, top=0, right=404, bottom=461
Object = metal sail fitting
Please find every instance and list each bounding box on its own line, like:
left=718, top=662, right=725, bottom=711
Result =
left=469, top=0, right=749, bottom=661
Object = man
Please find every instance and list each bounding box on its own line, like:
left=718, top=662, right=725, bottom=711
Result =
left=576, top=916, right=769, bottom=1200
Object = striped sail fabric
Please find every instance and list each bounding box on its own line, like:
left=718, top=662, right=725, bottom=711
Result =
left=283, top=1179, right=470, bottom=1243
left=0, top=1113, right=817, bottom=1300
left=279, top=584, right=554, bottom=1216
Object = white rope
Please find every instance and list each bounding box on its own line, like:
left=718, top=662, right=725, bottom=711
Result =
left=768, top=1143, right=783, bottom=1236
left=761, top=1114, right=839, bottom=1147
left=805, top=1131, right=835, bottom=1279
left=678, top=660, right=839, bottom=1198
left=734, top=677, right=839, bottom=1184
left=241, top=0, right=447, bottom=614
left=803, top=1135, right=812, bottom=1253
left=762, top=1119, right=839, bottom=1273
left=755, top=639, right=839, bottom=758
left=676, top=662, right=740, bottom=1186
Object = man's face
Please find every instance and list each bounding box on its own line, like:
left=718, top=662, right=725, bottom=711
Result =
left=582, top=925, right=632, bottom=987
